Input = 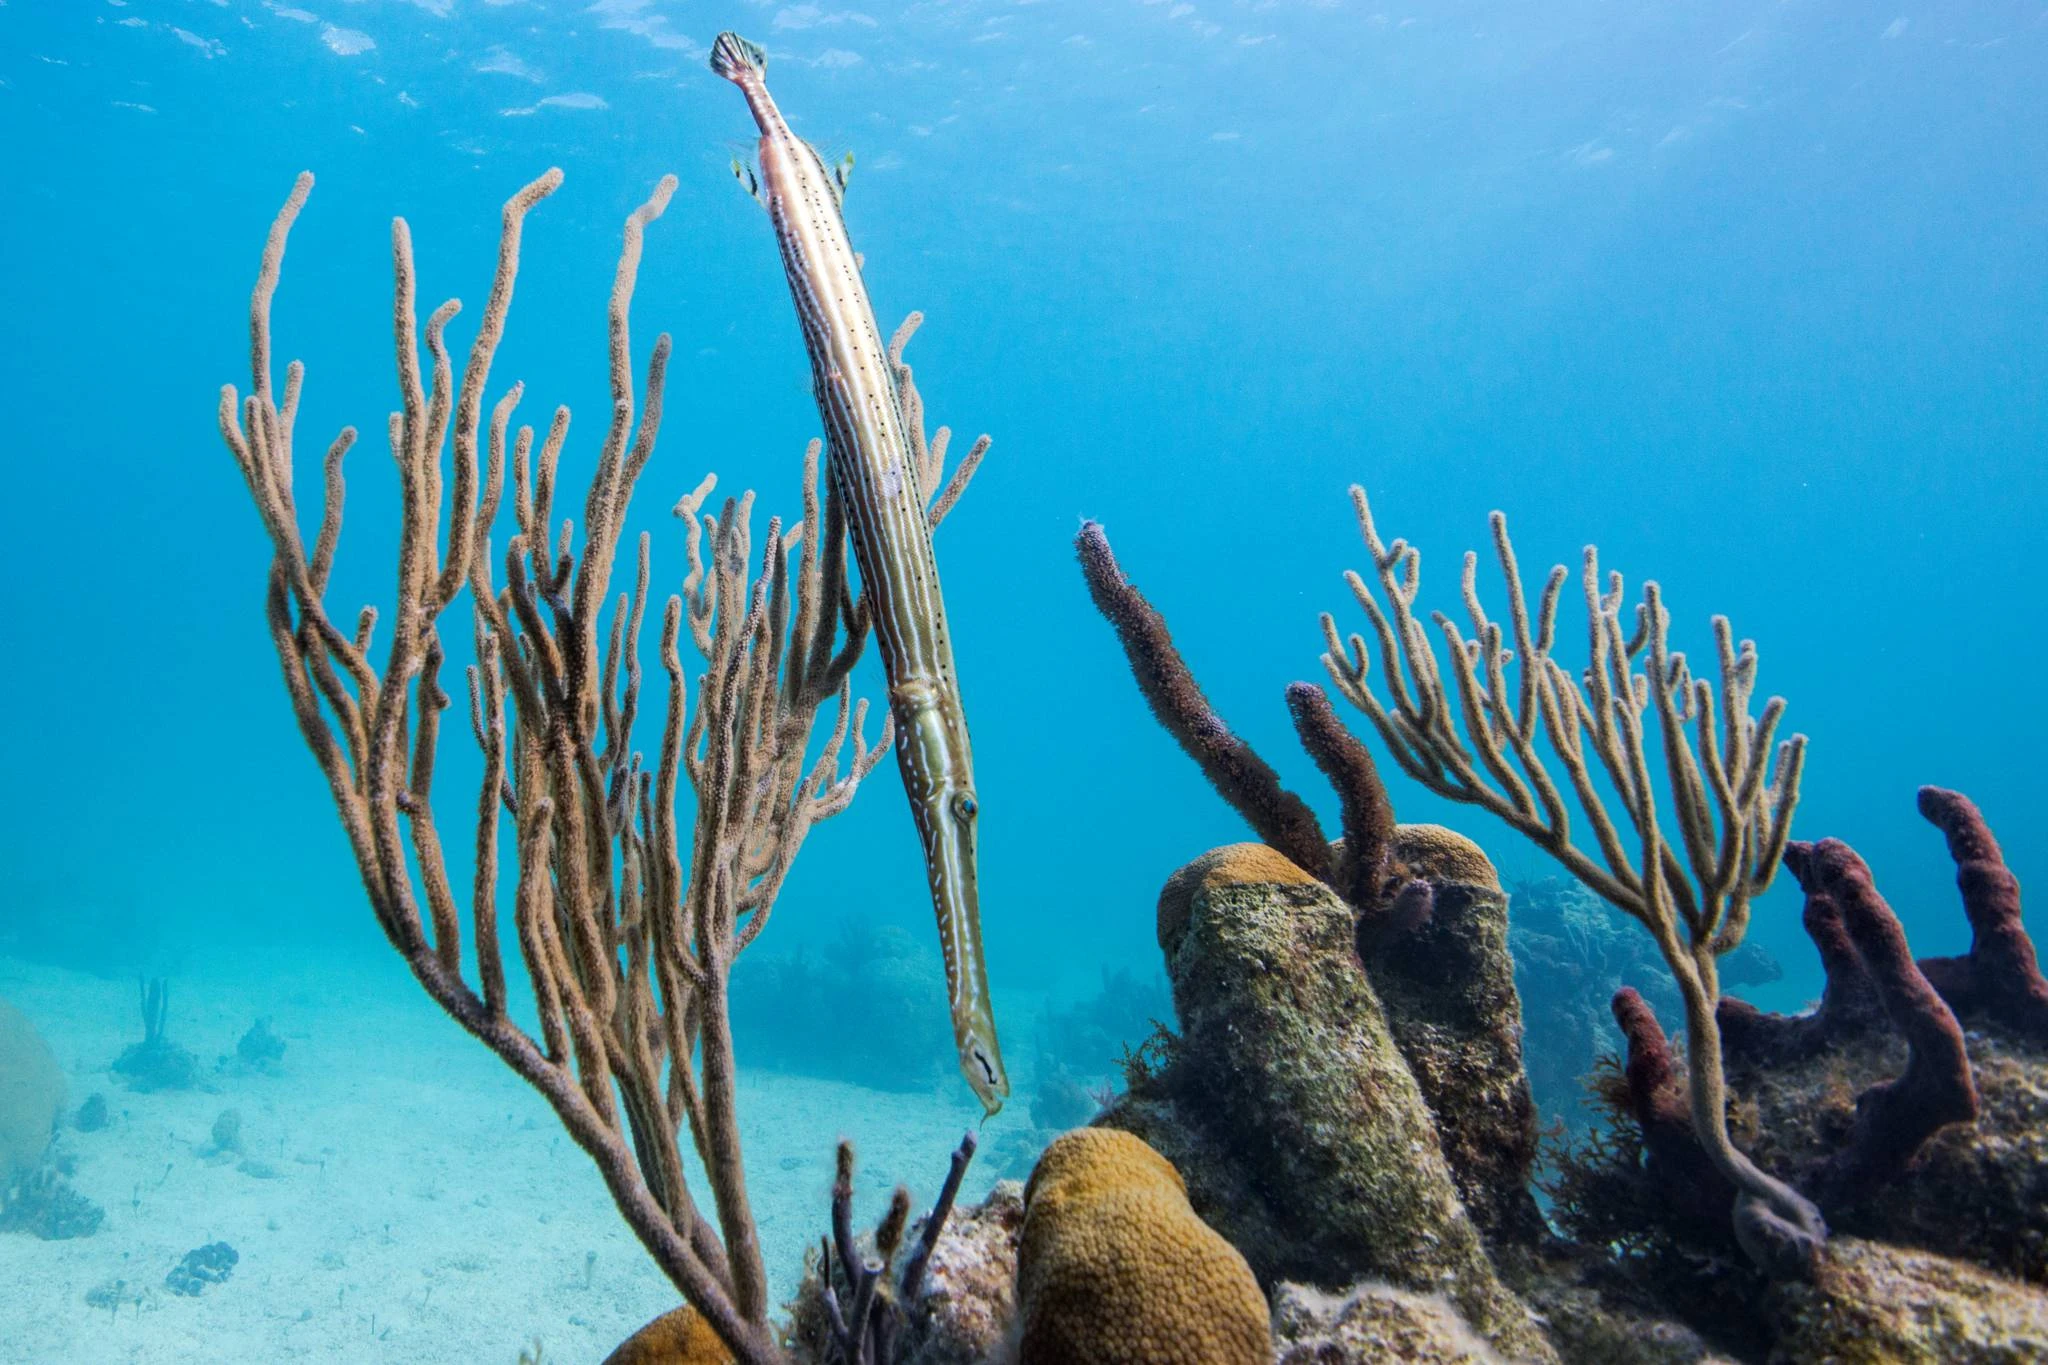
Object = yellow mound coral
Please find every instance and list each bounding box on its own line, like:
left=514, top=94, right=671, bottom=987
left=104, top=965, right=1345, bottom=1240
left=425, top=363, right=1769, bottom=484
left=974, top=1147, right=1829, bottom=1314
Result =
left=1156, top=842, right=1321, bottom=955
left=0, top=997, right=63, bottom=1179
left=600, top=1304, right=733, bottom=1364
left=1017, top=1128, right=1269, bottom=1365
left=1392, top=824, right=1500, bottom=890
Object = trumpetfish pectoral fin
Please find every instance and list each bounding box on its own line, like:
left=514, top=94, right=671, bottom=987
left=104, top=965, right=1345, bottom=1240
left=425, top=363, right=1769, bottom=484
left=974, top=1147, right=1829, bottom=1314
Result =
left=730, top=158, right=763, bottom=207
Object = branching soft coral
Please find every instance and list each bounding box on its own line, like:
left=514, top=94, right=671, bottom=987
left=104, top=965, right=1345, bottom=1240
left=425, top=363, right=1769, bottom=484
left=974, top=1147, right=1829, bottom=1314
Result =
left=1320, top=486, right=1820, bottom=1276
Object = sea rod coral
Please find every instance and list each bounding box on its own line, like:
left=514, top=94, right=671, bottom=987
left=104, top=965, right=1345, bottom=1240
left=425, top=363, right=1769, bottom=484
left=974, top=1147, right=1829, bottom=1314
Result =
left=1319, top=486, right=1822, bottom=1276
left=211, top=169, right=956, bottom=1363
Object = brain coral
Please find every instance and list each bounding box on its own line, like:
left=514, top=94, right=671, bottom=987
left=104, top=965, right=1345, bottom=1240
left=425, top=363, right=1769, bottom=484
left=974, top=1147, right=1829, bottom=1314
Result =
left=0, top=997, right=63, bottom=1179
left=600, top=1303, right=732, bottom=1364
left=1016, top=1127, right=1268, bottom=1365
left=1391, top=823, right=1500, bottom=890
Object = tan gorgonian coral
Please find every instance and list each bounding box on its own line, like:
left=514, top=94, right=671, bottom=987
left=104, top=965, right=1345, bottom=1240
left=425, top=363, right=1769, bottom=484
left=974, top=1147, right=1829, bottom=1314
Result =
left=216, top=170, right=903, bottom=1363
left=1320, top=486, right=1823, bottom=1274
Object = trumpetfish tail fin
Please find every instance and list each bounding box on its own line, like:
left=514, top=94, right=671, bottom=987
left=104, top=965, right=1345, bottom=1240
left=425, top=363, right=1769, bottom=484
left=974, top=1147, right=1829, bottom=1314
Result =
left=710, top=31, right=767, bottom=83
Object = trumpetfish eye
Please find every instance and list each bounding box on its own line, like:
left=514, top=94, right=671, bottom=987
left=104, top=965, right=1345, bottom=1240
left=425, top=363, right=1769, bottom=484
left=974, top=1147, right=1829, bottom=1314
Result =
left=951, top=793, right=978, bottom=822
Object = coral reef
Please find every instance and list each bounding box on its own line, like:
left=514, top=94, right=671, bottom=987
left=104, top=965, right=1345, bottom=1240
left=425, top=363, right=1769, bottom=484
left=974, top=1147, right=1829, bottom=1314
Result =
left=1, top=1165, right=106, bottom=1240
left=803, top=1134, right=977, bottom=1364
left=112, top=977, right=200, bottom=1093
left=775, top=1135, right=984, bottom=1364
left=1314, top=487, right=1820, bottom=1275
left=1035, top=964, right=1172, bottom=1085
left=1013, top=1129, right=1268, bottom=1365
left=202, top=114, right=2048, bottom=1365
left=206, top=1108, right=245, bottom=1158
left=165, top=1241, right=238, bottom=1296
left=235, top=1018, right=287, bottom=1071
left=1070, top=490, right=2048, bottom=1361
left=0, top=997, right=62, bottom=1178
left=1511, top=876, right=1781, bottom=1131
left=1550, top=787, right=2048, bottom=1358
left=1079, top=527, right=1547, bottom=1256
left=888, top=1182, right=1025, bottom=1365
left=73, top=1093, right=109, bottom=1133
left=1023, top=1066, right=1096, bottom=1137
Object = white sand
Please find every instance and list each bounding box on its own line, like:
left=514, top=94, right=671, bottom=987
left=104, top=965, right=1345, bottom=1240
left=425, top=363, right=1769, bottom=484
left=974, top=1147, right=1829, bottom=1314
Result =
left=0, top=953, right=1019, bottom=1364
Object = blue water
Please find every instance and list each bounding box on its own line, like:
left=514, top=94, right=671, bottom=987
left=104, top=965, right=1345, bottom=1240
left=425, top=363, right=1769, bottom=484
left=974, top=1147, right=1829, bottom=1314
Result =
left=1, top=0, right=2043, bottom=1356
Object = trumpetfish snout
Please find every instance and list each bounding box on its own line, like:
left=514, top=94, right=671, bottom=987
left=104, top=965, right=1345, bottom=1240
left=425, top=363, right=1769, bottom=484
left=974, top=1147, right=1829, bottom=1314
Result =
left=711, top=31, right=1010, bottom=1116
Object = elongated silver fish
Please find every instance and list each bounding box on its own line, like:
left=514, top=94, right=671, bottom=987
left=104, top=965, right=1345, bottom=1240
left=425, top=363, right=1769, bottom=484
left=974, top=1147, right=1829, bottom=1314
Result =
left=711, top=31, right=1008, bottom=1115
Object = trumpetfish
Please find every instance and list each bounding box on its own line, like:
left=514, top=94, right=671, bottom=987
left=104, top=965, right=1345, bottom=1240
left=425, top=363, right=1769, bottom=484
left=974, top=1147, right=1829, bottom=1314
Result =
left=711, top=31, right=1009, bottom=1116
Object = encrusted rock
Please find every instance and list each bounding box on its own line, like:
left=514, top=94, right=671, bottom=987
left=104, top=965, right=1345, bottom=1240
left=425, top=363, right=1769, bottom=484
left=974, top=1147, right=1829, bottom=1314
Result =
left=1111, top=848, right=1556, bottom=1363
left=902, top=1180, right=1026, bottom=1365
left=1767, top=1237, right=2048, bottom=1363
left=1271, top=1280, right=1503, bottom=1364
left=1361, top=877, right=1545, bottom=1248
left=781, top=1179, right=1026, bottom=1365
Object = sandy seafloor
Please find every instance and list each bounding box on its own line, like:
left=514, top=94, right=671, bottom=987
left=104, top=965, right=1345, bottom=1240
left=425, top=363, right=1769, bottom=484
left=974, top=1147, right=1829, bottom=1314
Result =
left=0, top=952, right=1018, bottom=1364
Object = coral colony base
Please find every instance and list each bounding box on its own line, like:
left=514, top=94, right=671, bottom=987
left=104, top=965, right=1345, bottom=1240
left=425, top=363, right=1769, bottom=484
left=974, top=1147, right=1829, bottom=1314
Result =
left=6, top=35, right=2039, bottom=1365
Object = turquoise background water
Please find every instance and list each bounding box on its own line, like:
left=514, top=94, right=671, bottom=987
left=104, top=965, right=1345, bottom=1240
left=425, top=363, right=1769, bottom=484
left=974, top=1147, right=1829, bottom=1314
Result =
left=2, top=0, right=2042, bottom=1073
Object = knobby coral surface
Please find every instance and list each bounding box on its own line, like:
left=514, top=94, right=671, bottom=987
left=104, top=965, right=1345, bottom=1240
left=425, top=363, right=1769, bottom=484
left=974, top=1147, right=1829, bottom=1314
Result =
left=1014, top=1129, right=1268, bottom=1365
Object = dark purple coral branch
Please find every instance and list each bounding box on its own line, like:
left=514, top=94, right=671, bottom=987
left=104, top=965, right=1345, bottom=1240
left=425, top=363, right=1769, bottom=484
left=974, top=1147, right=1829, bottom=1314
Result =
left=1611, top=988, right=1737, bottom=1235
left=1915, top=786, right=2048, bottom=1042
left=1285, top=680, right=1399, bottom=916
left=1782, top=840, right=1978, bottom=1208
left=1718, top=845, right=1887, bottom=1066
left=1076, top=522, right=1332, bottom=881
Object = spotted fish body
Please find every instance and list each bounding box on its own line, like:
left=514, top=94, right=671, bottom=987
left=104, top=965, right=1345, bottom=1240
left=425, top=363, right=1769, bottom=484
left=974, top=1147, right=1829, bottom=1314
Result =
left=712, top=32, right=1008, bottom=1115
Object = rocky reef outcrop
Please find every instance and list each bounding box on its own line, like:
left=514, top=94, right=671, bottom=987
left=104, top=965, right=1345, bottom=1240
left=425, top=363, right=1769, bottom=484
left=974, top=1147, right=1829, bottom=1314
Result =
left=1100, top=843, right=1557, bottom=1362
left=1547, top=787, right=2048, bottom=1361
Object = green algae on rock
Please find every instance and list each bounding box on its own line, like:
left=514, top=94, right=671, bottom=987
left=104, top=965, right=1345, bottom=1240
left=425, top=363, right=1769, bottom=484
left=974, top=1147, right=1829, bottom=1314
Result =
left=1107, top=847, right=1557, bottom=1363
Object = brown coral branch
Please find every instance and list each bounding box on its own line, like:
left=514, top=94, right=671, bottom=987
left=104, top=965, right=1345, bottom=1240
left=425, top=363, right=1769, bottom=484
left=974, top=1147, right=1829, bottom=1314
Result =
left=1076, top=521, right=1331, bottom=881
left=1915, top=786, right=2048, bottom=1041
left=1284, top=681, right=1397, bottom=915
